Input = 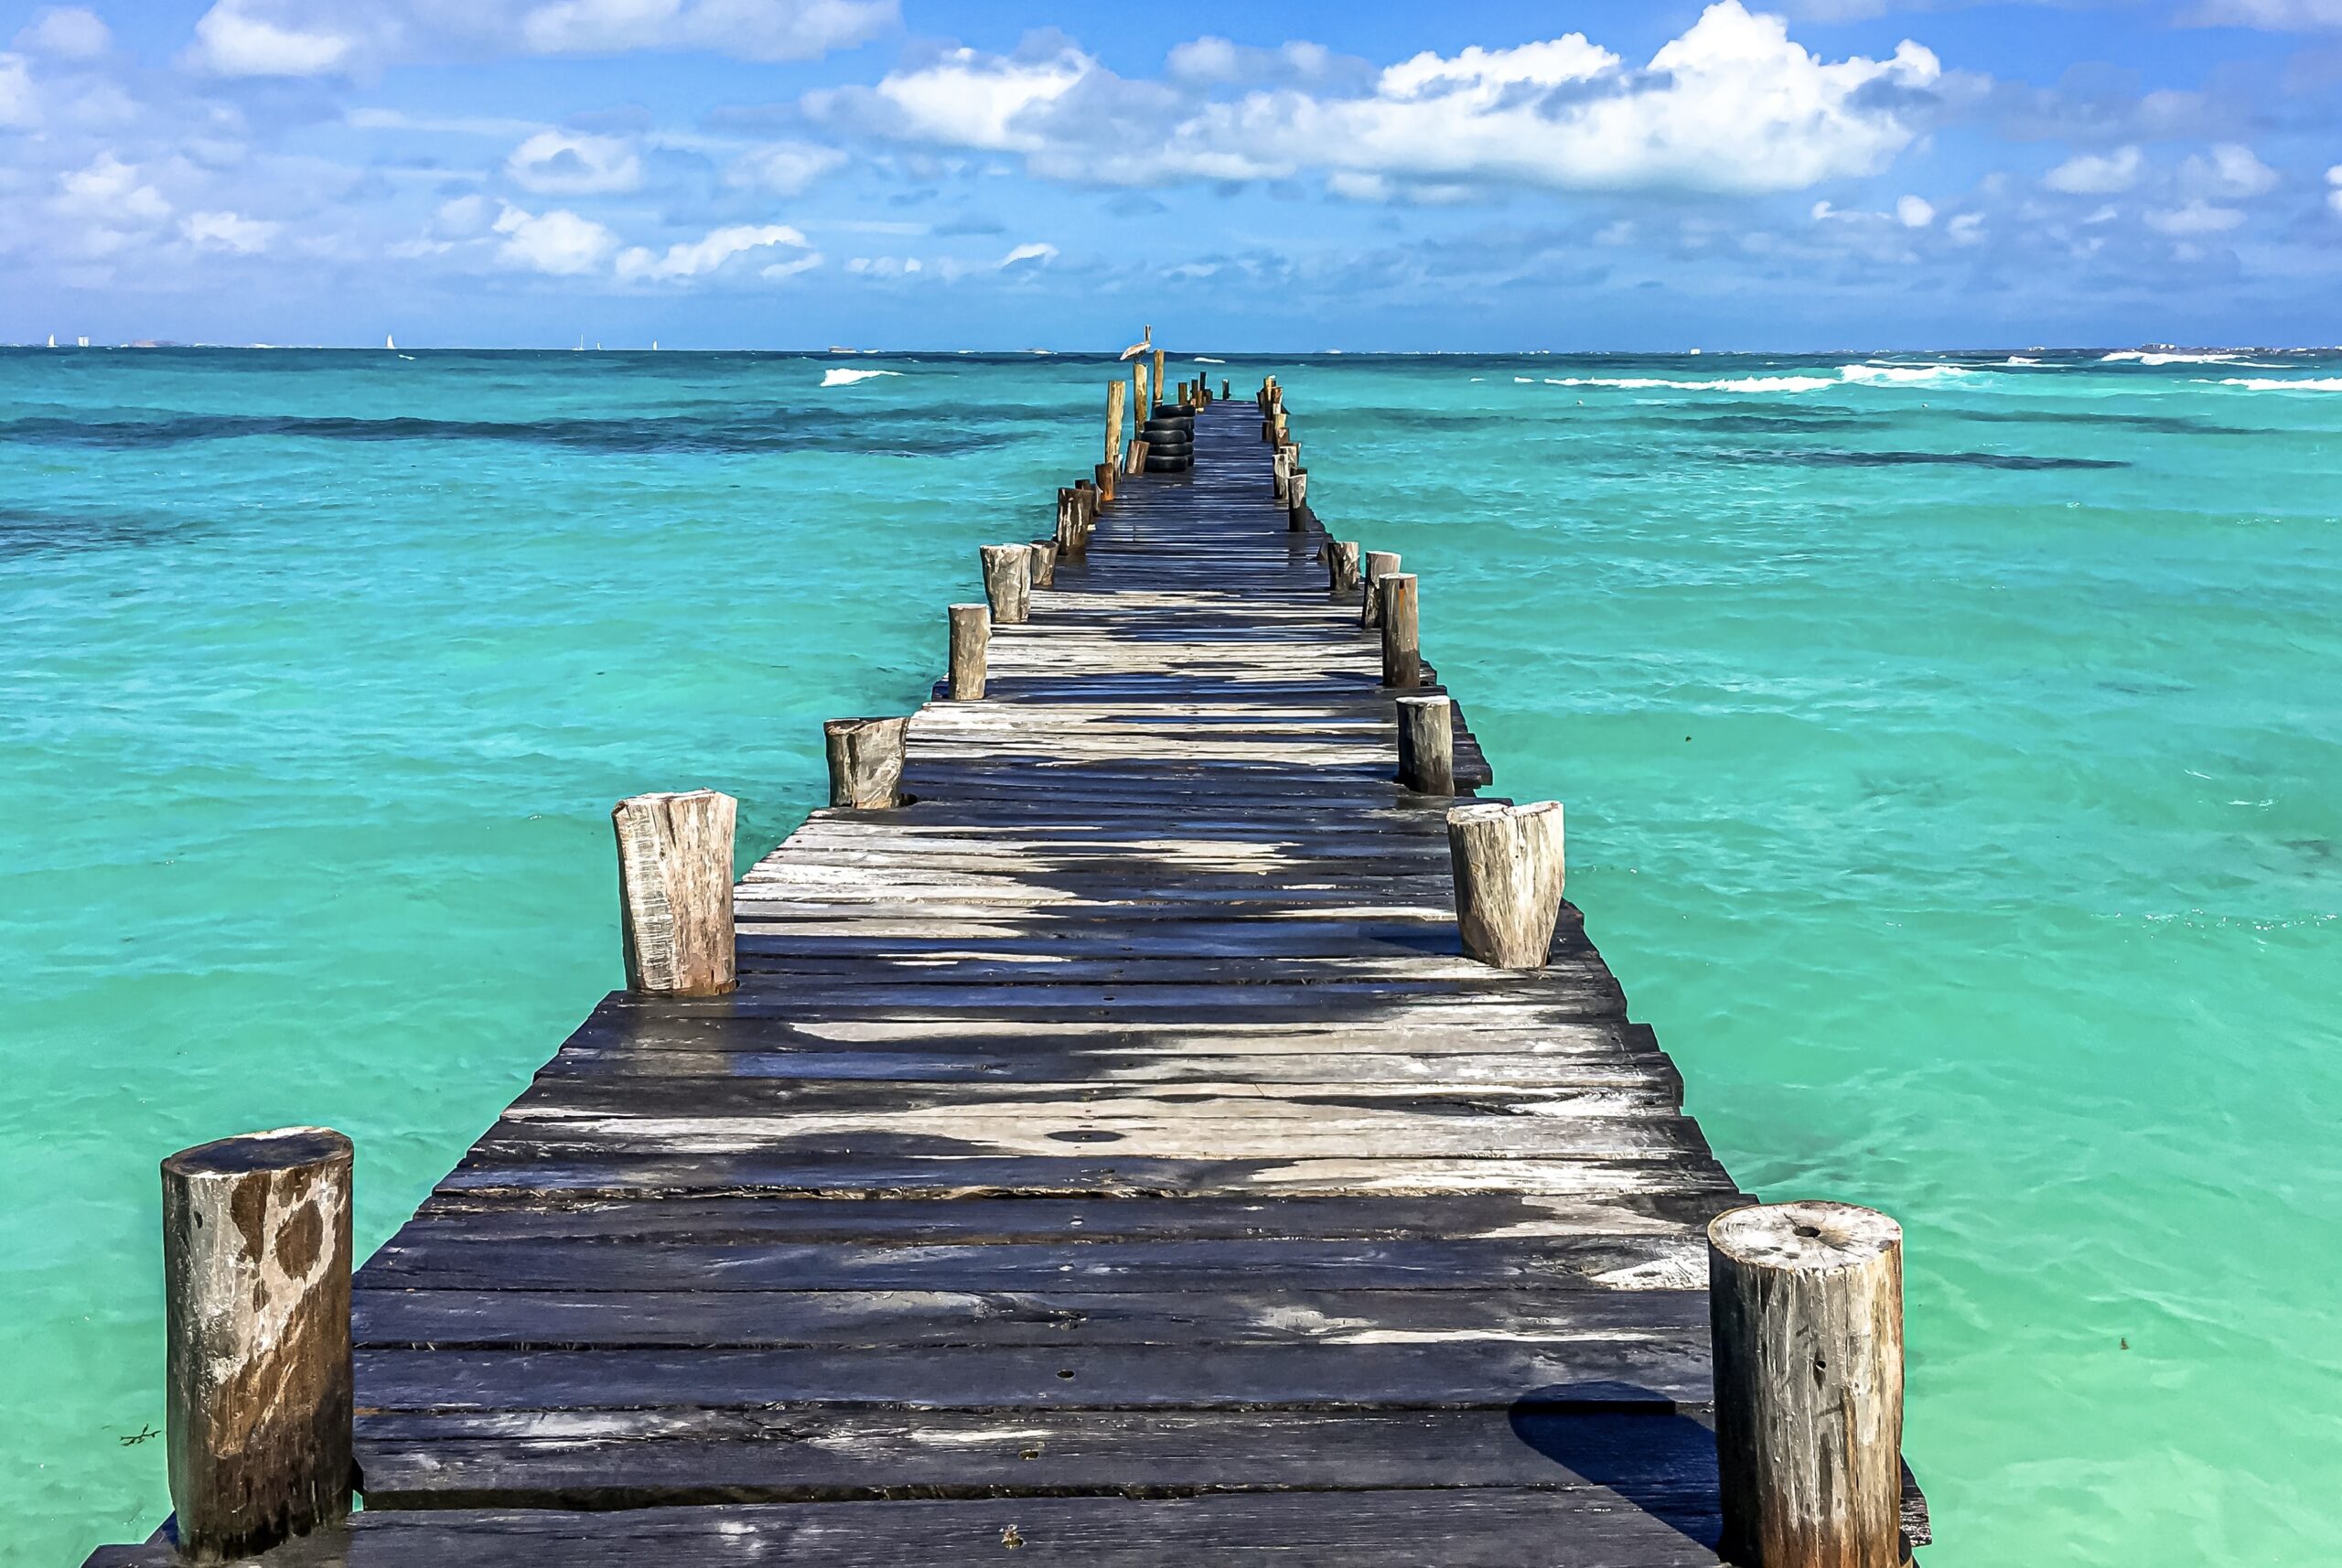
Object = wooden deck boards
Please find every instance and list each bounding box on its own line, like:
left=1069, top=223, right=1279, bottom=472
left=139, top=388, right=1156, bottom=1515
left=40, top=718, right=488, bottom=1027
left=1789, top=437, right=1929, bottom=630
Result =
left=90, top=400, right=1924, bottom=1565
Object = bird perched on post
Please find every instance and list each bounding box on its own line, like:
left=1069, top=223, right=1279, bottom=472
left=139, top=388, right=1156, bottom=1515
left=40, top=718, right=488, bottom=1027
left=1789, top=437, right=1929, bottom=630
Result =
left=1119, top=326, right=1153, bottom=361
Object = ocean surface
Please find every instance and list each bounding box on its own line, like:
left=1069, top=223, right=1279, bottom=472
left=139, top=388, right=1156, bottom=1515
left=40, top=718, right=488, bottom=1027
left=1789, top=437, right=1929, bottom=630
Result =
left=3, top=347, right=2337, bottom=1566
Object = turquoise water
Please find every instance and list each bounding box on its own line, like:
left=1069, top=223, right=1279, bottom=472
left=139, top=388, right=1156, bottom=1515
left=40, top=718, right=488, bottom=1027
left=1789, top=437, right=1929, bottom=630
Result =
left=4, top=349, right=2337, bottom=1565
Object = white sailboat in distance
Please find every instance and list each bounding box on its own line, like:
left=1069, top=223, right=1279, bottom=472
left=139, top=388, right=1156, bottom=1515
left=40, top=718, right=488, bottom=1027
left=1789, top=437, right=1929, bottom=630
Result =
left=386, top=333, right=396, bottom=349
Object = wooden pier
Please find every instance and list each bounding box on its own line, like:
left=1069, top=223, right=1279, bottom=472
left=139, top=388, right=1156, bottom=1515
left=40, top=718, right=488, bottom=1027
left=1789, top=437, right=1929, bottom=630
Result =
left=92, top=383, right=1926, bottom=1566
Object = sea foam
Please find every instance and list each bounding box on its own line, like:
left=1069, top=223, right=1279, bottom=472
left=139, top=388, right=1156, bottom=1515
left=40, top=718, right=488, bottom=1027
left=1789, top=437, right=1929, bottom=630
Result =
left=821, top=367, right=902, bottom=387
left=2213, top=377, right=2342, bottom=392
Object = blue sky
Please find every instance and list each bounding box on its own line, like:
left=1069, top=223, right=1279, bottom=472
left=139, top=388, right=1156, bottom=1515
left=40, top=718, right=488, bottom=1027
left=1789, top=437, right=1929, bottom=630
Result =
left=4, top=0, right=2340, bottom=348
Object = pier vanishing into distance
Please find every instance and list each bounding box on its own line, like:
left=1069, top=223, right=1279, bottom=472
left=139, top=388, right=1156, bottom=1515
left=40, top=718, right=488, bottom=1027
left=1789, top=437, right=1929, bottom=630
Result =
left=92, top=370, right=1927, bottom=1567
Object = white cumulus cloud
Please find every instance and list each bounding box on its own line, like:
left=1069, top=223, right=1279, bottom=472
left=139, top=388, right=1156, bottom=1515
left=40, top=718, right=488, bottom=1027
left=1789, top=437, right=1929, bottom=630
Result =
left=492, top=202, right=615, bottom=274
left=616, top=222, right=811, bottom=282
left=1896, top=194, right=1935, bottom=227
left=725, top=140, right=847, bottom=196
left=839, top=4, right=1943, bottom=197
left=2178, top=143, right=2277, bottom=198
left=187, top=2, right=358, bottom=75
left=2328, top=165, right=2342, bottom=215
left=998, top=241, right=1057, bottom=267
left=16, top=7, right=112, bottom=58
left=864, top=44, right=1092, bottom=151
left=182, top=210, right=279, bottom=252
left=2144, top=199, right=2245, bottom=235
left=507, top=130, right=641, bottom=194
left=2044, top=145, right=2143, bottom=195
left=54, top=151, right=169, bottom=223
left=0, top=52, right=34, bottom=126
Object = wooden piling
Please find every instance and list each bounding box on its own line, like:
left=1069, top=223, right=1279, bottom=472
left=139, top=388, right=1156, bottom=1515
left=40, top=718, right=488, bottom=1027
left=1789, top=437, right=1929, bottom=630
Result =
left=1446, top=800, right=1566, bottom=969
left=612, top=789, right=737, bottom=996
left=1151, top=349, right=1166, bottom=422
left=1395, top=694, right=1455, bottom=795
left=1326, top=540, right=1361, bottom=596
left=1272, top=448, right=1291, bottom=502
left=1126, top=438, right=1150, bottom=476
left=1133, top=361, right=1149, bottom=429
left=981, top=543, right=1033, bottom=625
left=1288, top=469, right=1309, bottom=528
left=824, top=717, right=908, bottom=810
left=1361, top=550, right=1401, bottom=628
left=1709, top=1202, right=1906, bottom=1568
left=1380, top=572, right=1422, bottom=689
left=162, top=1127, right=354, bottom=1563
left=1027, top=539, right=1058, bottom=589
left=947, top=604, right=988, bottom=701
left=1093, top=460, right=1115, bottom=506
left=1105, top=379, right=1125, bottom=476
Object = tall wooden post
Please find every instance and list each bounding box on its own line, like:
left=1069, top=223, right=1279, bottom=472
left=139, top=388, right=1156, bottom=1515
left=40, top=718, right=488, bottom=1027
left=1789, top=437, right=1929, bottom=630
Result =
left=1446, top=800, right=1565, bottom=969
left=982, top=543, right=1033, bottom=624
left=612, top=789, right=737, bottom=995
left=1151, top=349, right=1166, bottom=415
left=1105, top=378, right=1126, bottom=477
left=948, top=603, right=988, bottom=701
left=1380, top=573, right=1421, bottom=689
left=825, top=716, right=908, bottom=809
left=1360, top=550, right=1401, bottom=628
left=1326, top=541, right=1361, bottom=596
left=1134, top=361, right=1149, bottom=426
left=163, top=1127, right=354, bottom=1563
left=1709, top=1202, right=1906, bottom=1568
left=1395, top=694, right=1454, bottom=795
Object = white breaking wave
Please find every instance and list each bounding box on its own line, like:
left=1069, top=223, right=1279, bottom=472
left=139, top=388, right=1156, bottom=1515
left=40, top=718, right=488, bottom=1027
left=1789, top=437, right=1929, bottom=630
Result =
left=1837, top=363, right=1974, bottom=385
left=2213, top=377, right=2342, bottom=392
left=1542, top=375, right=1830, bottom=392
left=1194, top=357, right=1226, bottom=364
left=821, top=367, right=902, bottom=387
left=2102, top=350, right=2250, bottom=365
left=2004, top=356, right=2043, bottom=366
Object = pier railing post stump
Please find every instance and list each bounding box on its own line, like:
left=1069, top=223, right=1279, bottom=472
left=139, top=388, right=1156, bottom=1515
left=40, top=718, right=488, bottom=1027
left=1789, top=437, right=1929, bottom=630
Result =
left=1288, top=470, right=1308, bottom=530
left=1361, top=550, right=1401, bottom=628
left=1446, top=800, right=1565, bottom=968
left=1027, top=539, right=1058, bottom=589
left=1396, top=694, right=1454, bottom=796
left=1709, top=1202, right=1906, bottom=1568
left=825, top=716, right=908, bottom=810
left=982, top=543, right=1033, bottom=624
left=1104, top=378, right=1125, bottom=485
left=163, top=1126, right=354, bottom=1563
left=1093, top=461, right=1116, bottom=506
left=613, top=789, right=737, bottom=995
left=1380, top=573, right=1421, bottom=688
left=1327, top=541, right=1361, bottom=596
left=948, top=604, right=989, bottom=700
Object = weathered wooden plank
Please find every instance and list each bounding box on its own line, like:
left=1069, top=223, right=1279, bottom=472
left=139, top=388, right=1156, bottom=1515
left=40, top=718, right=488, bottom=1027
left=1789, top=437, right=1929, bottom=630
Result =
left=350, top=1407, right=1723, bottom=1510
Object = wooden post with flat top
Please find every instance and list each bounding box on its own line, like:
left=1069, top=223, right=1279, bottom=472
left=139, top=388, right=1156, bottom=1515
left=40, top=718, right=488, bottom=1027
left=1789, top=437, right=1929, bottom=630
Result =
left=1395, top=694, right=1454, bottom=795
left=1105, top=379, right=1125, bottom=478
left=982, top=543, right=1033, bottom=624
left=1379, top=572, right=1421, bottom=688
left=948, top=603, right=988, bottom=700
left=163, top=1127, right=354, bottom=1563
left=1326, top=540, right=1361, bottom=596
left=612, top=789, right=736, bottom=995
left=1709, top=1202, right=1907, bottom=1568
left=1027, top=539, right=1058, bottom=589
left=1288, top=469, right=1308, bottom=528
left=1360, top=550, right=1400, bottom=628
left=1446, top=800, right=1565, bottom=969
left=825, top=717, right=908, bottom=810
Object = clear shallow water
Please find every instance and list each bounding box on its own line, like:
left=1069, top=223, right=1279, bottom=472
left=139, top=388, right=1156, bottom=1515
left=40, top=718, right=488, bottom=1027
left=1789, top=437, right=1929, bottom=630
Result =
left=4, top=348, right=2337, bottom=1566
